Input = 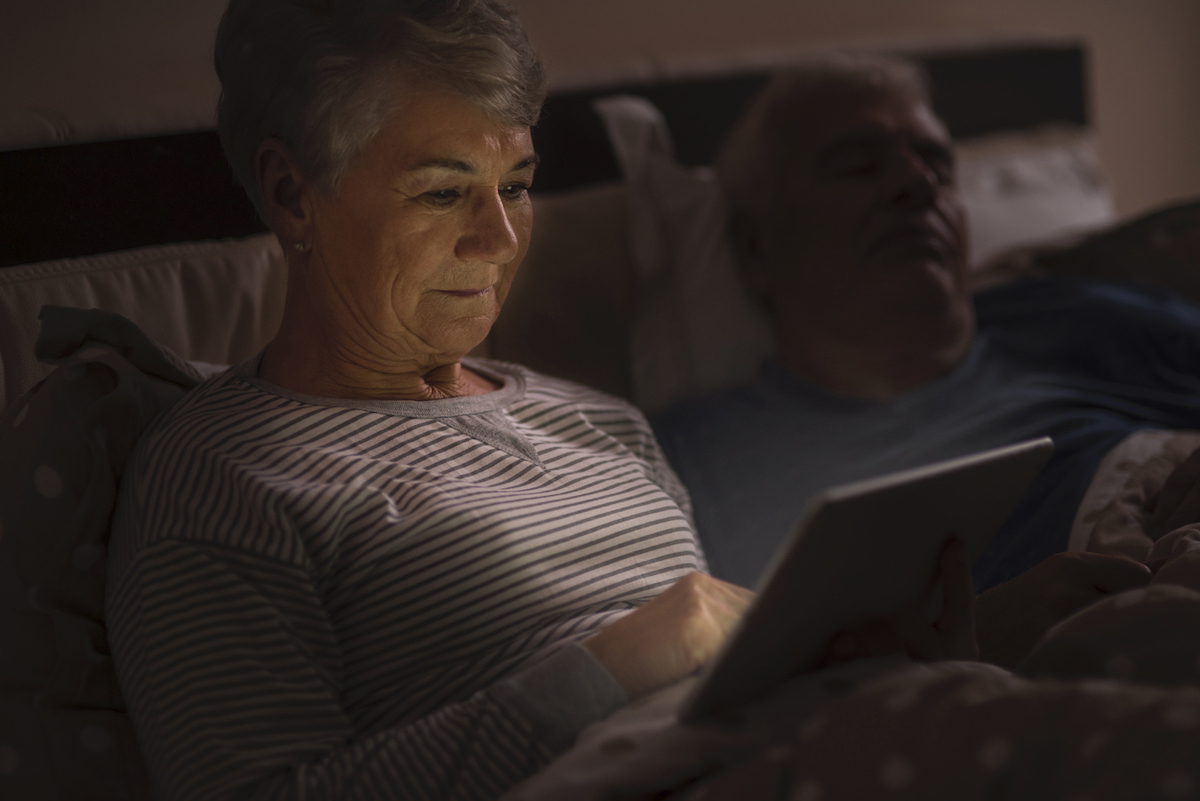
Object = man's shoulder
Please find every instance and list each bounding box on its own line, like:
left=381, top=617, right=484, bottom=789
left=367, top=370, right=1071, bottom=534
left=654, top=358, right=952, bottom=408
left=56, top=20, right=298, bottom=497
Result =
left=649, top=375, right=784, bottom=452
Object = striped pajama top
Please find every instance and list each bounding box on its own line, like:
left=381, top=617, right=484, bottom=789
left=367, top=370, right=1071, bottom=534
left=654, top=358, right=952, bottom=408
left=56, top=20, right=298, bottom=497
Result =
left=105, top=355, right=705, bottom=800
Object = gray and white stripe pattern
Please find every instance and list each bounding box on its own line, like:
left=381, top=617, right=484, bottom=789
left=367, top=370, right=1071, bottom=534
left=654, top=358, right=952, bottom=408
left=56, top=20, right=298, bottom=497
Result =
left=106, top=357, right=703, bottom=800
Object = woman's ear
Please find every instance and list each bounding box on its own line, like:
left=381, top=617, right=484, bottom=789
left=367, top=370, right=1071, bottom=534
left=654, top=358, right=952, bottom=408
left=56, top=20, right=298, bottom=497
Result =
left=256, top=137, right=312, bottom=250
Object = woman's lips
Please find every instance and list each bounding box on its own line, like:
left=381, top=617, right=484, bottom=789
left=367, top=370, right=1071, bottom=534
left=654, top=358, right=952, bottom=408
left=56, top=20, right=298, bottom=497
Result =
left=438, top=286, right=494, bottom=298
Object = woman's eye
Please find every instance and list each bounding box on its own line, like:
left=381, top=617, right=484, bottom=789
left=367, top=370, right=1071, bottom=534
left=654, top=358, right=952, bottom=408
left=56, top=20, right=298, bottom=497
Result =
left=425, top=188, right=461, bottom=206
left=500, top=183, right=529, bottom=200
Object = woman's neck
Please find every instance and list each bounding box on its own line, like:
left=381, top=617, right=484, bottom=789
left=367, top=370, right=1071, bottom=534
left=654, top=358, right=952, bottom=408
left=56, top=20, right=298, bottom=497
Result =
left=258, top=341, right=497, bottom=400
left=260, top=292, right=498, bottom=401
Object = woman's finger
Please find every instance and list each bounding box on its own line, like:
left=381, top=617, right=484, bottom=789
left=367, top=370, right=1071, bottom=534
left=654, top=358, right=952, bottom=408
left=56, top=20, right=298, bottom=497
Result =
left=1068, top=551, right=1152, bottom=593
left=822, top=632, right=869, bottom=666
left=695, top=574, right=755, bottom=632
left=1152, top=446, right=1200, bottom=537
left=889, top=608, right=944, bottom=660
left=936, top=537, right=979, bottom=660
left=709, top=577, right=756, bottom=611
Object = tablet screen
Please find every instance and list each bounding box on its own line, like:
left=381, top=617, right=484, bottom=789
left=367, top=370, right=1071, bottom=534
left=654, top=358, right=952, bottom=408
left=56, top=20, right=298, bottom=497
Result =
left=679, top=437, right=1054, bottom=724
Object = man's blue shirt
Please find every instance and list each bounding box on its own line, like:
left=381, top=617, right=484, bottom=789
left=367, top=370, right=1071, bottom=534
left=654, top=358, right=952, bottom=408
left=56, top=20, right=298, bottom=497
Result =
left=652, top=276, right=1200, bottom=591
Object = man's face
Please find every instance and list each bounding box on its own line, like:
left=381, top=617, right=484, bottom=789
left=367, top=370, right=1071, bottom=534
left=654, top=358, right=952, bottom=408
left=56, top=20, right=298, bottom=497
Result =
left=758, top=86, right=969, bottom=327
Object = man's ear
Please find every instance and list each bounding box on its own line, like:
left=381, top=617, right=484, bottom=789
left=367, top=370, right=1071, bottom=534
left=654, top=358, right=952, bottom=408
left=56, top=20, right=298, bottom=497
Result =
left=256, top=137, right=312, bottom=250
left=728, top=214, right=774, bottom=310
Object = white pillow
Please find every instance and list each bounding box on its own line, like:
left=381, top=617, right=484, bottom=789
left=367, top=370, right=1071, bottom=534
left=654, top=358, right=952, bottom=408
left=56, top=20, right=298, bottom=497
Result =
left=0, top=234, right=286, bottom=414
left=956, top=128, right=1116, bottom=268
left=593, top=96, right=773, bottom=416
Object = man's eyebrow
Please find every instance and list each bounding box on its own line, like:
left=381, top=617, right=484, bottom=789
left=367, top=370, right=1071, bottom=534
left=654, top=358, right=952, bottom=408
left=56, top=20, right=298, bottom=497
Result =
left=814, top=133, right=883, bottom=158
left=409, top=154, right=541, bottom=173
left=822, top=131, right=889, bottom=150
left=818, top=131, right=951, bottom=158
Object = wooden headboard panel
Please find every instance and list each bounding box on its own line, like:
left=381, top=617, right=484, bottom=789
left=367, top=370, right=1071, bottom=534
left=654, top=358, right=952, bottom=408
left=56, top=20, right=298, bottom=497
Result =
left=0, top=42, right=1086, bottom=268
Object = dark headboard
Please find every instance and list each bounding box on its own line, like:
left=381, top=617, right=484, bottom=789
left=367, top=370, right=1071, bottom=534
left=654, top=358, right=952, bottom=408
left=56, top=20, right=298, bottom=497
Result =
left=0, top=42, right=1086, bottom=268
left=533, top=44, right=1086, bottom=191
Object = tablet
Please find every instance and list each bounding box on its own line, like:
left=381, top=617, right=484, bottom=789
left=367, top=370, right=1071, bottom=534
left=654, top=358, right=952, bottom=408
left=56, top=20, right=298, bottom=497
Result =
left=678, top=436, right=1054, bottom=724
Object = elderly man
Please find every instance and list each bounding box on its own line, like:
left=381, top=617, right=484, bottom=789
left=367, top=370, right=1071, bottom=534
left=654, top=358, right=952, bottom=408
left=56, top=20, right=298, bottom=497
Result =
left=651, top=56, right=1200, bottom=626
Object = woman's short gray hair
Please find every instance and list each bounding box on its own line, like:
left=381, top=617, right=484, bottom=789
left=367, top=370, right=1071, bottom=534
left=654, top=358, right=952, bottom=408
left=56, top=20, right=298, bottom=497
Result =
left=717, top=53, right=930, bottom=236
left=215, top=0, right=548, bottom=216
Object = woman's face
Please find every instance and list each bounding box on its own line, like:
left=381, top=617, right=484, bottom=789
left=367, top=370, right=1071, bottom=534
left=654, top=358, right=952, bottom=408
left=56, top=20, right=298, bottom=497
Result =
left=305, top=85, right=537, bottom=361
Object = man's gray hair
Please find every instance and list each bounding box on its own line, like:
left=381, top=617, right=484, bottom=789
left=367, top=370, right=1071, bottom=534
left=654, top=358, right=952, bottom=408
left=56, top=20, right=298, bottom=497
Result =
left=717, top=53, right=931, bottom=235
left=215, top=0, right=547, bottom=217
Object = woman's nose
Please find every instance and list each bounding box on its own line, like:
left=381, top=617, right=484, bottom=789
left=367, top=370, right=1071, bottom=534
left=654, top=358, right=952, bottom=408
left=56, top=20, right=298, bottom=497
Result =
left=456, top=189, right=520, bottom=264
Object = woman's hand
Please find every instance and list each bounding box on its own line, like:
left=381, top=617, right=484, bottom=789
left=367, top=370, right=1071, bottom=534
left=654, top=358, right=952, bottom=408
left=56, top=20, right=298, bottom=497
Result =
left=974, top=551, right=1152, bottom=668
left=1150, top=444, right=1200, bottom=543
left=822, top=537, right=979, bottom=667
left=583, top=572, right=754, bottom=699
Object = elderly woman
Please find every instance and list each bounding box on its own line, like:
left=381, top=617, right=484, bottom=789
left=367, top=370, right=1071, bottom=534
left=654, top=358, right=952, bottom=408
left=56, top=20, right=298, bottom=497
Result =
left=104, top=1, right=755, bottom=799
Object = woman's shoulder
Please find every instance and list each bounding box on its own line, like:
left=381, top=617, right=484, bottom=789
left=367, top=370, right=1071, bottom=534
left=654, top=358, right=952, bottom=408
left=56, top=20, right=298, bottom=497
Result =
left=468, top=358, right=672, bottom=469
left=134, top=360, right=284, bottom=448
left=468, top=356, right=646, bottom=418
left=121, top=357, right=361, bottom=512
left=108, top=366, right=288, bottom=573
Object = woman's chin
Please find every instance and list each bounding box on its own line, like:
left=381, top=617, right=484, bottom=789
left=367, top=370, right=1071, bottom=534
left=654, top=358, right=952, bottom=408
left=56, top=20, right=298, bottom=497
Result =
left=425, top=315, right=498, bottom=359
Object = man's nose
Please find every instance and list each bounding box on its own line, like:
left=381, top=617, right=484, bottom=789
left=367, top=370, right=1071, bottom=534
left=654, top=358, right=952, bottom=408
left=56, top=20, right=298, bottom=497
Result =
left=456, top=189, right=520, bottom=264
left=888, top=148, right=940, bottom=207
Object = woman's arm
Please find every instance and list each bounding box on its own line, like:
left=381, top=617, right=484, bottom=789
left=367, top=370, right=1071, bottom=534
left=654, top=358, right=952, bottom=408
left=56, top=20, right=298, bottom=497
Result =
left=107, top=539, right=627, bottom=801
left=584, top=571, right=753, bottom=698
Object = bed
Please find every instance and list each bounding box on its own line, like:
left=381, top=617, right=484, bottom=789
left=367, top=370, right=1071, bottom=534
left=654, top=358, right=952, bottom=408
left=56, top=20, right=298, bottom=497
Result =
left=0, top=40, right=1126, bottom=413
left=4, top=39, right=1200, bottom=800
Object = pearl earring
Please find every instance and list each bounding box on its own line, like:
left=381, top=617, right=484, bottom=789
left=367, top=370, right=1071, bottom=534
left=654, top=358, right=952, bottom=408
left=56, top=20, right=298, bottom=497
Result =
left=294, top=242, right=306, bottom=252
